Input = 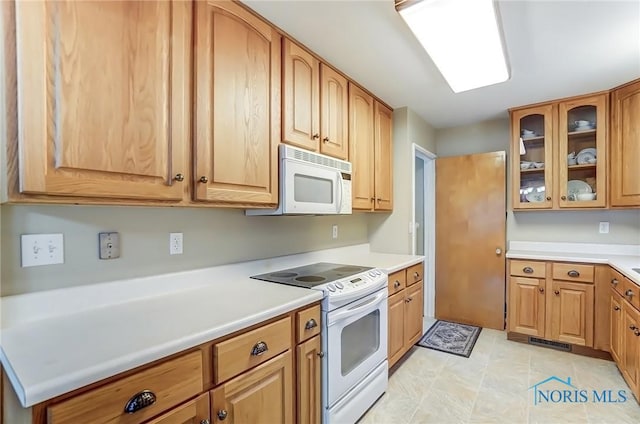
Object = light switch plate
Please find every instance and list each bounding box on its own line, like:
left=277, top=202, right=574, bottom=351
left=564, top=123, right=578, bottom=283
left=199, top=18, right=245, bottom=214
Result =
left=21, top=233, right=64, bottom=267
left=99, top=232, right=120, bottom=259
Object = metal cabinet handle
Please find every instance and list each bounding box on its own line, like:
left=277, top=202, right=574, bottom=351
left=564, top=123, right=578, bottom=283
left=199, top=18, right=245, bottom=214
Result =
left=317, top=351, right=325, bottom=358
left=394, top=280, right=401, bottom=288
left=630, top=325, right=637, bottom=331
left=376, top=198, right=382, bottom=203
left=217, top=410, right=228, bottom=421
left=546, top=196, right=552, bottom=201
left=611, top=278, right=619, bottom=286
left=523, top=267, right=534, bottom=274
left=201, top=420, right=210, bottom=424
left=626, top=289, right=635, bottom=297
left=251, top=341, right=268, bottom=356
left=305, top=318, right=318, bottom=330
left=199, top=176, right=209, bottom=183
left=635, top=330, right=640, bottom=337
left=561, top=195, right=567, bottom=200
left=312, top=133, right=320, bottom=140
left=323, top=137, right=330, bottom=143
left=538, top=287, right=544, bottom=293
left=124, top=390, right=156, bottom=413
left=405, top=298, right=411, bottom=303
left=174, top=173, right=185, bottom=182
left=567, top=270, right=580, bottom=277
left=614, top=306, right=620, bottom=311
left=554, top=290, right=560, bottom=295
left=414, top=272, right=420, bottom=279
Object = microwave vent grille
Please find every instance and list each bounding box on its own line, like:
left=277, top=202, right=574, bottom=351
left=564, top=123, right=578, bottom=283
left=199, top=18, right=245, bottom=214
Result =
left=284, top=146, right=351, bottom=173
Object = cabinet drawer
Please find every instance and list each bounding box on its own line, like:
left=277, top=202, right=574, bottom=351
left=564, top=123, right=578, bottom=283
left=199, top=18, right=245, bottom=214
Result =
left=610, top=268, right=625, bottom=296
left=622, top=278, right=640, bottom=310
left=47, top=351, right=203, bottom=424
left=214, top=316, right=291, bottom=384
left=509, top=260, right=545, bottom=278
left=296, top=304, right=321, bottom=343
left=388, top=270, right=406, bottom=295
left=407, top=263, right=424, bottom=286
left=552, top=263, right=594, bottom=283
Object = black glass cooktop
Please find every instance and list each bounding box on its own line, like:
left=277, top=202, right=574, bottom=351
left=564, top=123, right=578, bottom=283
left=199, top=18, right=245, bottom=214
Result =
left=251, top=262, right=373, bottom=289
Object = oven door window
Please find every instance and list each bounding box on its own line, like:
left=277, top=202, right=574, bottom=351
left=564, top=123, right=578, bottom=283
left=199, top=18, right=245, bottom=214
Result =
left=294, top=173, right=334, bottom=204
left=340, top=309, right=380, bottom=375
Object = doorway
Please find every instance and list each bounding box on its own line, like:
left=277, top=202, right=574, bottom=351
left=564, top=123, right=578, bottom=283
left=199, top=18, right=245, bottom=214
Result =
left=412, top=144, right=436, bottom=319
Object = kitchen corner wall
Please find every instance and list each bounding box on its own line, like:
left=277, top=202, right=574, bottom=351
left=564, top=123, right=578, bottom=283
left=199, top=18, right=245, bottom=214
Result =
left=435, top=118, right=640, bottom=245
left=0, top=205, right=369, bottom=296
left=368, top=107, right=437, bottom=255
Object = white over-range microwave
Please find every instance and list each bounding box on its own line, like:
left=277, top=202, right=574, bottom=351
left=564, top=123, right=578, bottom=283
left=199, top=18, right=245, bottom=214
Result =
left=246, top=145, right=352, bottom=216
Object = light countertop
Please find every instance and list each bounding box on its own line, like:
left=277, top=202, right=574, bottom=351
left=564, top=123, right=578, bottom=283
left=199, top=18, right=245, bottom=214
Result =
left=0, top=243, right=423, bottom=408
left=506, top=241, right=640, bottom=285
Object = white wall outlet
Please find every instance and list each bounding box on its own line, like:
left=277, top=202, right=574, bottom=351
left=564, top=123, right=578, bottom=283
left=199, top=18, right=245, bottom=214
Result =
left=21, top=233, right=64, bottom=267
left=599, top=222, right=610, bottom=234
left=332, top=225, right=338, bottom=239
left=99, top=232, right=120, bottom=259
left=169, top=232, right=183, bottom=255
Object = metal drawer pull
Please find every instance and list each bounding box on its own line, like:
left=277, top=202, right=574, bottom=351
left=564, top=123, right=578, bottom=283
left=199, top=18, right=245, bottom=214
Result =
left=414, top=272, right=420, bottom=279
left=323, top=137, right=330, bottom=143
left=174, top=173, right=184, bottom=182
left=201, top=420, right=210, bottom=424
left=523, top=267, right=534, bottom=274
left=317, top=351, right=325, bottom=358
left=124, top=390, right=156, bottom=414
left=305, top=318, right=318, bottom=330
left=538, top=287, right=544, bottom=293
left=611, top=278, right=619, bottom=286
left=251, top=341, right=269, bottom=356
left=217, top=410, right=228, bottom=421
left=614, top=306, right=620, bottom=311
left=630, top=325, right=637, bottom=331
left=567, top=270, right=580, bottom=277
left=394, top=280, right=401, bottom=288
left=626, top=290, right=635, bottom=297
left=636, top=330, right=640, bottom=337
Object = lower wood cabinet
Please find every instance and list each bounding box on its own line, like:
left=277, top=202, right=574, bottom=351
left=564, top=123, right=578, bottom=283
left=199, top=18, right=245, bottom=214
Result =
left=508, top=276, right=546, bottom=337
left=388, top=263, right=424, bottom=368
left=296, top=335, right=321, bottom=424
left=147, top=393, right=210, bottom=424
left=610, top=289, right=624, bottom=364
left=548, top=280, right=594, bottom=346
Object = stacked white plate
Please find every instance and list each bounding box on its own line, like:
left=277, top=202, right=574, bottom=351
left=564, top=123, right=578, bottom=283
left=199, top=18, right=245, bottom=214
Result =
left=576, top=148, right=597, bottom=165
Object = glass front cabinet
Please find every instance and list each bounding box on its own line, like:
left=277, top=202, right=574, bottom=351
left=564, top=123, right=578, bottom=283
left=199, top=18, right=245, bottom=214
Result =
left=510, top=92, right=608, bottom=210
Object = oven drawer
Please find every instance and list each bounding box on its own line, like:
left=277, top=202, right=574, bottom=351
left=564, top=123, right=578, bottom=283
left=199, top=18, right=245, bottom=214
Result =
left=509, top=260, right=545, bottom=278
left=296, top=304, right=321, bottom=343
left=213, top=316, right=291, bottom=384
left=552, top=263, right=594, bottom=283
left=388, top=270, right=406, bottom=295
left=407, top=263, right=424, bottom=286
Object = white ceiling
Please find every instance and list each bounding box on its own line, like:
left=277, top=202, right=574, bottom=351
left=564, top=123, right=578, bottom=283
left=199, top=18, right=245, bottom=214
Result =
left=243, top=0, right=640, bottom=129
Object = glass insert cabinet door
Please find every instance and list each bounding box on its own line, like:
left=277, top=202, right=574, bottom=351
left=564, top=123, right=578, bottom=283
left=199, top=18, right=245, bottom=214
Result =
left=511, top=104, right=554, bottom=209
left=557, top=94, right=607, bottom=208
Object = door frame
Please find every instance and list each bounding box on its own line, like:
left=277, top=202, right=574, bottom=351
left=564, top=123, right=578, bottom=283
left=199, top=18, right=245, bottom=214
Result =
left=411, top=143, right=436, bottom=318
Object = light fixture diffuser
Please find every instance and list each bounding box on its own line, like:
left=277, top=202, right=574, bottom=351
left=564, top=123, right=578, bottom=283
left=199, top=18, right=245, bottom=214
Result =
left=398, top=0, right=509, bottom=93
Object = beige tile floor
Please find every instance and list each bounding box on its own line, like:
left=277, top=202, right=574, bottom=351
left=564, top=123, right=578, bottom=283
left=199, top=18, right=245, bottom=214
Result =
left=359, top=318, right=640, bottom=424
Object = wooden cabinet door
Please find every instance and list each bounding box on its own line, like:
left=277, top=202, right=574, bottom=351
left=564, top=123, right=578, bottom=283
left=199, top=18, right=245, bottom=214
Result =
left=146, top=393, right=210, bottom=424
left=348, top=83, right=374, bottom=210
left=404, top=281, right=424, bottom=347
left=296, top=336, right=321, bottom=424
left=373, top=101, right=393, bottom=211
left=621, top=303, right=640, bottom=394
left=319, top=64, right=348, bottom=160
left=611, top=79, right=640, bottom=207
left=211, top=351, right=293, bottom=424
left=282, top=38, right=320, bottom=152
left=610, top=289, right=624, bottom=364
left=388, top=291, right=405, bottom=367
left=508, top=276, right=546, bottom=337
left=194, top=1, right=280, bottom=205
left=549, top=281, right=594, bottom=346
left=15, top=0, right=189, bottom=200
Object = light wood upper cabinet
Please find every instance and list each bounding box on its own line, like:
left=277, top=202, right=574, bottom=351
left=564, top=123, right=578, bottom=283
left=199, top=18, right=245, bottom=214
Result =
left=610, top=79, right=640, bottom=207
left=320, top=65, right=349, bottom=160
left=349, top=84, right=375, bottom=209
left=14, top=0, right=190, bottom=201
left=374, top=102, right=394, bottom=211
left=508, top=276, right=546, bottom=337
left=193, top=0, right=280, bottom=205
left=282, top=39, right=320, bottom=151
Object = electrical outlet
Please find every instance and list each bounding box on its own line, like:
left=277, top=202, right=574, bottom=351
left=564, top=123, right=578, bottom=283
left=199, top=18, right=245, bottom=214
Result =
left=21, top=233, right=64, bottom=267
left=599, top=222, right=610, bottom=234
left=332, top=225, right=338, bottom=239
left=169, top=232, right=183, bottom=255
left=99, top=232, right=120, bottom=259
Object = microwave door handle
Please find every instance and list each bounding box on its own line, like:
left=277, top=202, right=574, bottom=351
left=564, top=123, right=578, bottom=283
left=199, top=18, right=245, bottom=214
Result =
left=327, top=290, right=386, bottom=325
left=336, top=172, right=343, bottom=213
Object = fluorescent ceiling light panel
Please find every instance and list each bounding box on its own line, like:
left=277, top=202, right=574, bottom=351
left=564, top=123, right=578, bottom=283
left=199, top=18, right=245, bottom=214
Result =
left=399, top=0, right=509, bottom=93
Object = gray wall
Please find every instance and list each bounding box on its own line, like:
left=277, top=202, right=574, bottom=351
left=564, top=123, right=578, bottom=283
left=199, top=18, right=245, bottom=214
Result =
left=0, top=205, right=369, bottom=296
left=369, top=107, right=436, bottom=254
left=435, top=118, right=640, bottom=245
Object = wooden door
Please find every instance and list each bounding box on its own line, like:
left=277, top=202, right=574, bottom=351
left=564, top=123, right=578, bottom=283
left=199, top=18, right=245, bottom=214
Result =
left=373, top=101, right=394, bottom=211
left=15, top=0, right=190, bottom=200
left=508, top=276, right=546, bottom=337
left=319, top=64, right=348, bottom=159
left=388, top=291, right=405, bottom=367
left=611, top=79, right=640, bottom=207
left=621, top=303, right=640, bottom=393
left=194, top=1, right=280, bottom=205
left=348, top=83, right=374, bottom=210
left=404, top=281, right=424, bottom=346
left=510, top=105, right=554, bottom=209
left=211, top=351, right=293, bottom=424
left=146, top=393, right=210, bottom=424
left=557, top=94, right=608, bottom=208
left=610, top=290, right=624, bottom=364
left=282, top=38, right=320, bottom=151
left=296, top=336, right=321, bottom=424
left=435, top=152, right=506, bottom=330
left=548, top=281, right=594, bottom=346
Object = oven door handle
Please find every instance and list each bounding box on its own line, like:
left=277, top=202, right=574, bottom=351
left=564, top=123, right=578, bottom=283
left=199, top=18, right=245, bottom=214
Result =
left=336, top=172, right=343, bottom=213
left=327, top=290, right=387, bottom=326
